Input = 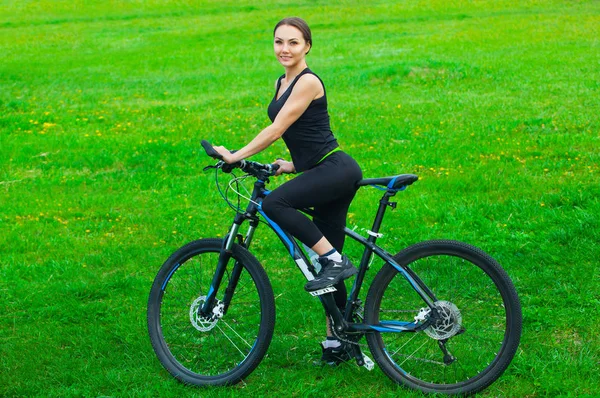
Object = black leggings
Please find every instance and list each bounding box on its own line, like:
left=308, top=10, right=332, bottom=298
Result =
left=262, top=151, right=362, bottom=308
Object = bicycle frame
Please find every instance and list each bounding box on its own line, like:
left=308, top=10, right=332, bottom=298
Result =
left=151, top=144, right=520, bottom=393
left=202, top=175, right=436, bottom=335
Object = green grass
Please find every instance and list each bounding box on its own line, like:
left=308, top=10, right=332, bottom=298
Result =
left=1, top=0, right=599, bottom=396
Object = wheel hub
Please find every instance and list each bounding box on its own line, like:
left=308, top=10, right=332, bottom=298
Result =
left=417, top=301, right=463, bottom=340
left=189, top=296, right=224, bottom=332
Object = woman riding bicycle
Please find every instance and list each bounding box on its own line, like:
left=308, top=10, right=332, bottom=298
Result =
left=212, top=17, right=363, bottom=364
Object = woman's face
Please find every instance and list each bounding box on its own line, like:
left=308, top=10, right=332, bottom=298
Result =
left=273, top=25, right=310, bottom=68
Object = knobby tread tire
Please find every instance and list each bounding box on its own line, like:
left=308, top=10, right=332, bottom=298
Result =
left=365, top=240, right=522, bottom=395
left=147, top=238, right=275, bottom=386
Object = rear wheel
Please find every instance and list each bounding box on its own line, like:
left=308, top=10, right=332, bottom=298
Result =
left=147, top=238, right=275, bottom=386
left=365, top=240, right=521, bottom=395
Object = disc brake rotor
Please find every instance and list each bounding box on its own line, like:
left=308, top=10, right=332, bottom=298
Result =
left=189, top=296, right=223, bottom=332
left=422, top=301, right=463, bottom=340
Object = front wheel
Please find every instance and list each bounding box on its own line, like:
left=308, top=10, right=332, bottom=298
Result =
left=147, top=238, right=275, bottom=386
left=365, top=240, right=522, bottom=395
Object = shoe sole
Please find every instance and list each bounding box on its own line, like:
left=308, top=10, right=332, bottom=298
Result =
left=324, top=352, right=354, bottom=366
left=304, top=267, right=358, bottom=292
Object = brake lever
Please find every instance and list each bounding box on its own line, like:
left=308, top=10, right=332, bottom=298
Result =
left=269, top=163, right=281, bottom=174
left=203, top=164, right=219, bottom=172
left=203, top=157, right=227, bottom=172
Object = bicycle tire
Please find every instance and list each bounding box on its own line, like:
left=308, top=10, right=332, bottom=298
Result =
left=147, top=238, right=275, bottom=386
left=365, top=240, right=521, bottom=395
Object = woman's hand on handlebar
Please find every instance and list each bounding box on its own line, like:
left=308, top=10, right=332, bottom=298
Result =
left=212, top=145, right=238, bottom=164
left=274, top=159, right=295, bottom=176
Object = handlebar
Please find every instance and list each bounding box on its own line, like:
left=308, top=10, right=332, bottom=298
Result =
left=201, top=140, right=280, bottom=179
left=201, top=140, right=224, bottom=160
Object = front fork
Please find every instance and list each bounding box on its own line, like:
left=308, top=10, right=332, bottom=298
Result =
left=222, top=221, right=258, bottom=314
left=200, top=219, right=258, bottom=318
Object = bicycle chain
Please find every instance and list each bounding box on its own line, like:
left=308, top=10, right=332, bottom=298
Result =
left=329, top=307, right=421, bottom=348
left=329, top=314, right=369, bottom=348
left=330, top=310, right=447, bottom=366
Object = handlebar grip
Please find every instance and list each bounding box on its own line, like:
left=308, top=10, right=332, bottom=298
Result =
left=201, top=140, right=223, bottom=160
left=270, top=163, right=281, bottom=172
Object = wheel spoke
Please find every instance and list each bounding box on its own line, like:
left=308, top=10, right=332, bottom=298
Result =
left=399, top=339, right=432, bottom=367
left=390, top=331, right=419, bottom=358
left=221, top=319, right=254, bottom=349
left=365, top=241, right=521, bottom=394
left=216, top=323, right=248, bottom=360
left=148, top=240, right=275, bottom=385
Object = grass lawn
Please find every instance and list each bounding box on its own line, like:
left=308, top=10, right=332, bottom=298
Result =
left=1, top=0, right=599, bottom=396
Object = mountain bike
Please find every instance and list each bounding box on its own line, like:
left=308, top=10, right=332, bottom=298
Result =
left=147, top=140, right=522, bottom=395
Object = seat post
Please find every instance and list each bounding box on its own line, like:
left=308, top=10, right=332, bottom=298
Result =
left=343, top=189, right=396, bottom=321
left=369, top=190, right=396, bottom=242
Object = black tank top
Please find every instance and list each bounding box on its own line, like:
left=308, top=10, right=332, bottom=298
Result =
left=267, top=68, right=338, bottom=172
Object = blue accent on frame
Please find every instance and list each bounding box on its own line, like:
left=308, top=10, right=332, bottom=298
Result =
left=162, top=263, right=182, bottom=291
left=388, top=258, right=423, bottom=292
left=370, top=321, right=415, bottom=333
left=370, top=325, right=407, bottom=332
left=257, top=204, right=295, bottom=256
left=379, top=321, right=413, bottom=327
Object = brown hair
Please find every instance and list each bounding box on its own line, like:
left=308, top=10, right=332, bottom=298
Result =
left=274, top=17, right=312, bottom=54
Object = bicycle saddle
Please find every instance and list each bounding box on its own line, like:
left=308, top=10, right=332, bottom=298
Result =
left=356, top=174, right=419, bottom=190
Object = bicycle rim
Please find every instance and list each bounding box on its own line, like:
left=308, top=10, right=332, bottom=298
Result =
left=148, top=240, right=274, bottom=385
left=366, top=241, right=521, bottom=394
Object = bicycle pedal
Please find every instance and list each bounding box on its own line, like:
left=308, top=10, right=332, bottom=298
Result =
left=309, top=286, right=338, bottom=296
left=361, top=353, right=375, bottom=371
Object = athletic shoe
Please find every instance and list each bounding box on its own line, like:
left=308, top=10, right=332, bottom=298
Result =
left=320, top=341, right=354, bottom=366
left=304, top=255, right=358, bottom=292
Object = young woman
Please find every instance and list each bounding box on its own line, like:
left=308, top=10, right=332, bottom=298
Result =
left=212, top=17, right=363, bottom=365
